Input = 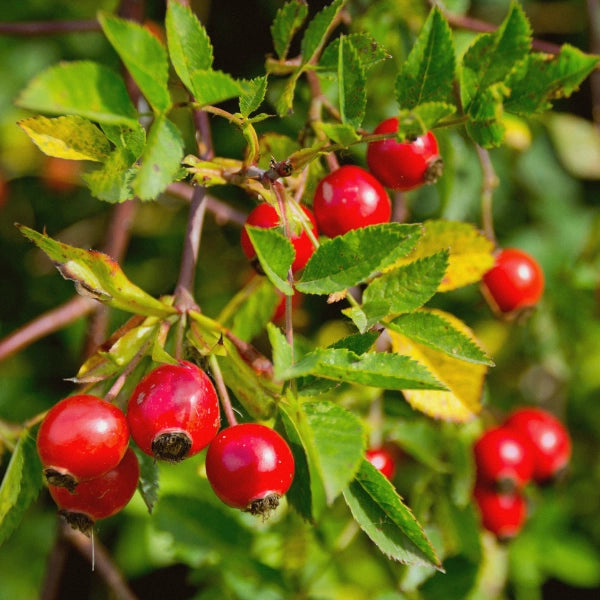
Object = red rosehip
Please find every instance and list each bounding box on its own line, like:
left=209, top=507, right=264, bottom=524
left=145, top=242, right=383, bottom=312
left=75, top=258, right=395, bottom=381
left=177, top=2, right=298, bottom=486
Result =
left=474, top=425, right=535, bottom=490
left=37, top=394, right=130, bottom=492
left=482, top=248, right=544, bottom=314
left=504, top=408, right=571, bottom=483
left=205, top=423, right=295, bottom=516
left=312, top=165, right=391, bottom=238
left=366, top=445, right=398, bottom=481
left=127, top=361, right=220, bottom=463
left=240, top=203, right=318, bottom=273
left=366, top=117, right=443, bottom=191
left=49, top=448, right=140, bottom=536
left=473, top=485, right=527, bottom=539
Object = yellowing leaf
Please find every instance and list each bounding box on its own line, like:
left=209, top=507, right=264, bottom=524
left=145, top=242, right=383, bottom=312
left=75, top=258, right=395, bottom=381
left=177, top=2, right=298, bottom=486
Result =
left=390, top=220, right=494, bottom=291
left=18, top=115, right=111, bottom=162
left=390, top=309, right=488, bottom=422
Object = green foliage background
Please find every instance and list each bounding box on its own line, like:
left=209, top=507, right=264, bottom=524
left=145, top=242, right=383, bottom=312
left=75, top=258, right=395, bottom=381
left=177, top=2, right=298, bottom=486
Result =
left=0, top=0, right=600, bottom=599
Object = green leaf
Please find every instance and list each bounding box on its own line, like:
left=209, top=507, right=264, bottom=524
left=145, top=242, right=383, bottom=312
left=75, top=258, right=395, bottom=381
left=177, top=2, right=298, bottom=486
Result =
left=320, top=33, right=390, bottom=72
left=395, top=7, right=455, bottom=109
left=245, top=226, right=294, bottom=295
left=165, top=1, right=213, bottom=93
left=338, top=35, right=366, bottom=128
left=296, top=224, right=421, bottom=295
left=17, top=225, right=177, bottom=318
left=230, top=278, right=280, bottom=342
left=132, top=115, right=184, bottom=201
left=505, top=45, right=600, bottom=115
left=99, top=13, right=171, bottom=113
left=396, top=102, right=456, bottom=139
left=460, top=3, right=531, bottom=113
left=239, top=76, right=269, bottom=117
left=363, top=252, right=449, bottom=315
left=343, top=459, right=441, bottom=568
left=343, top=301, right=391, bottom=334
left=300, top=0, right=346, bottom=66
left=267, top=322, right=293, bottom=381
left=83, top=146, right=137, bottom=203
left=279, top=348, right=446, bottom=390
left=133, top=447, right=159, bottom=514
left=271, top=0, right=309, bottom=60
left=16, top=61, right=138, bottom=127
left=387, top=310, right=493, bottom=366
left=317, top=122, right=360, bottom=145
left=101, top=123, right=146, bottom=158
left=388, top=420, right=449, bottom=473
left=18, top=115, right=111, bottom=162
left=279, top=401, right=324, bottom=521
left=189, top=70, right=242, bottom=107
left=304, top=401, right=364, bottom=505
left=0, top=431, right=42, bottom=546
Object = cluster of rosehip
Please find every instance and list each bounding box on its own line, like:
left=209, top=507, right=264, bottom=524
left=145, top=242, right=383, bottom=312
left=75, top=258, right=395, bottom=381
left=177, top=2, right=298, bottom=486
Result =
left=37, top=361, right=295, bottom=534
left=473, top=408, right=571, bottom=540
left=241, top=117, right=443, bottom=275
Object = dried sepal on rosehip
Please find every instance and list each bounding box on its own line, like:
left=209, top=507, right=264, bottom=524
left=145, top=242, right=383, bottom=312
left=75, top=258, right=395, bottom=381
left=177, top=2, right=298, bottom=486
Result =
left=205, top=423, right=294, bottom=518
left=127, top=361, right=220, bottom=463
left=37, top=394, right=130, bottom=492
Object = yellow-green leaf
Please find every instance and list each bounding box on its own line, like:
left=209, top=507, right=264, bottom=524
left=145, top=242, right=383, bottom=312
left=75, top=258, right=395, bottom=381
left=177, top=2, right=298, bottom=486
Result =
left=390, top=220, right=494, bottom=291
left=18, top=115, right=111, bottom=162
left=390, top=309, right=488, bottom=422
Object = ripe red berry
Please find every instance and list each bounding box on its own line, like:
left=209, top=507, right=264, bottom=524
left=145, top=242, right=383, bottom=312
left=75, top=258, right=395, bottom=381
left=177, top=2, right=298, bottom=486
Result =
left=37, top=394, right=130, bottom=492
left=127, top=361, right=220, bottom=463
left=366, top=445, right=397, bottom=481
left=240, top=203, right=318, bottom=273
left=473, top=485, right=527, bottom=539
left=48, top=448, right=140, bottom=536
left=504, top=408, right=571, bottom=483
left=366, top=117, right=443, bottom=191
left=482, top=248, right=544, bottom=314
left=312, top=165, right=391, bottom=238
left=205, top=423, right=295, bottom=516
left=474, top=425, right=535, bottom=490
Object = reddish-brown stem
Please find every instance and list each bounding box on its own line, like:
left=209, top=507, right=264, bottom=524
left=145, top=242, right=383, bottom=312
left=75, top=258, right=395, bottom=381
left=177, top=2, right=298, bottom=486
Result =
left=209, top=355, right=238, bottom=427
left=0, top=296, right=97, bottom=363
left=476, top=145, right=499, bottom=244
left=62, top=523, right=139, bottom=600
left=167, top=182, right=247, bottom=226
left=0, top=20, right=101, bottom=36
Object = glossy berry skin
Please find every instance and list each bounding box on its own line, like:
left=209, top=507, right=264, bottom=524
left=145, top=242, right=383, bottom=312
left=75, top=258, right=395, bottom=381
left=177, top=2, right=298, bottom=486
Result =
left=240, top=203, right=318, bottom=273
left=474, top=426, right=535, bottom=490
left=313, top=165, right=391, bottom=238
left=127, top=361, right=220, bottom=463
left=205, top=423, right=294, bottom=514
left=482, top=248, right=544, bottom=313
left=505, top=408, right=571, bottom=482
left=366, top=446, right=397, bottom=481
left=49, top=448, right=139, bottom=535
left=37, top=394, right=130, bottom=491
left=366, top=117, right=442, bottom=191
left=473, top=485, right=527, bottom=539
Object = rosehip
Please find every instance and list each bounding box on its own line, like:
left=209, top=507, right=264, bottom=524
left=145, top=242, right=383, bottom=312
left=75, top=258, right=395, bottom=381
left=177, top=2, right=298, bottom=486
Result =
left=473, top=485, right=527, bottom=539
left=48, top=448, right=140, bottom=536
left=366, top=117, right=443, bottom=191
left=205, top=423, right=295, bottom=516
left=37, top=394, right=130, bottom=492
left=474, top=425, right=535, bottom=490
left=504, top=408, right=571, bottom=483
left=482, top=248, right=544, bottom=314
left=127, top=361, right=220, bottom=463
left=240, top=203, right=318, bottom=273
left=312, top=165, right=391, bottom=238
left=366, top=445, right=398, bottom=480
